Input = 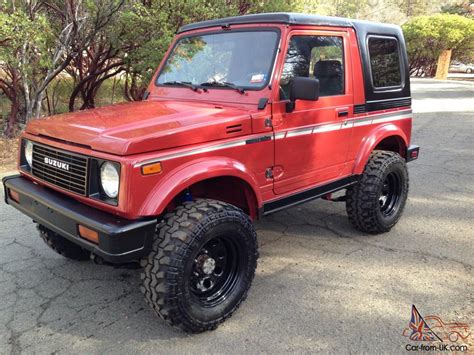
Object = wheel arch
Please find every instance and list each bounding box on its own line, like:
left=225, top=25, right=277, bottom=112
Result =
left=353, top=124, right=408, bottom=175
left=138, top=157, right=262, bottom=219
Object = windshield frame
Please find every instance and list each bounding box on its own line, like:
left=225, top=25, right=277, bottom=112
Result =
left=154, top=27, right=281, bottom=92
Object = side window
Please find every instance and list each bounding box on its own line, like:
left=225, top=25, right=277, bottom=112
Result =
left=368, top=36, right=402, bottom=88
left=279, top=35, right=344, bottom=100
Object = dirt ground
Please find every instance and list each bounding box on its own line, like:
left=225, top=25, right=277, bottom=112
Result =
left=0, top=138, right=18, bottom=172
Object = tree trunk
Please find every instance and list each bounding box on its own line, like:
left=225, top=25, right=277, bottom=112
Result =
left=435, top=50, right=452, bottom=80
left=33, top=91, right=44, bottom=119
left=2, top=69, right=22, bottom=137
left=69, top=80, right=84, bottom=112
left=111, top=76, right=117, bottom=104
left=124, top=72, right=145, bottom=102
left=4, top=99, right=20, bottom=137
left=3, top=77, right=21, bottom=137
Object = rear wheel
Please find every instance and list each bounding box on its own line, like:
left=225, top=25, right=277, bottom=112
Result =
left=38, top=225, right=90, bottom=261
left=140, top=199, right=258, bottom=333
left=346, top=150, right=409, bottom=233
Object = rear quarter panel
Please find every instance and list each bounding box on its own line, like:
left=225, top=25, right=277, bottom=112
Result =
left=348, top=109, right=412, bottom=174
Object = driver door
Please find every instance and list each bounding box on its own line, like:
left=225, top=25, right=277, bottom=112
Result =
left=272, top=30, right=354, bottom=195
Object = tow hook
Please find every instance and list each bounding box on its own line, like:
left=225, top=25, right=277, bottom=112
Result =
left=91, top=253, right=106, bottom=265
left=91, top=253, right=140, bottom=269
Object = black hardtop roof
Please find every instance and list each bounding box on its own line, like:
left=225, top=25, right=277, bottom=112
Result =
left=177, top=12, right=410, bottom=107
left=178, top=12, right=401, bottom=33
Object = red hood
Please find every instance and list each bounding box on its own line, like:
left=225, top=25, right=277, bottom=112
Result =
left=26, top=100, right=251, bottom=155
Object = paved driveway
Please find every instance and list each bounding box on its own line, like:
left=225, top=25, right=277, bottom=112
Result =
left=0, top=78, right=473, bottom=353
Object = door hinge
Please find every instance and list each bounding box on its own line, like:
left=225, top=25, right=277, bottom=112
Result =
left=265, top=167, right=274, bottom=179
left=264, top=117, right=273, bottom=128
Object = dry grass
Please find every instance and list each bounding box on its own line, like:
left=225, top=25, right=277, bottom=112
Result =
left=0, top=137, right=19, bottom=172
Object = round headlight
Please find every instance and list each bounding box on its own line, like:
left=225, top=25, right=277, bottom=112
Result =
left=25, top=140, right=33, bottom=167
left=100, top=162, right=120, bottom=199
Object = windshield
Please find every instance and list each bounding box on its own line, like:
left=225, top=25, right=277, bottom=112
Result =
left=156, top=30, right=279, bottom=90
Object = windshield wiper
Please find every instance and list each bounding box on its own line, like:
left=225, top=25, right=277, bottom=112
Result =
left=162, top=81, right=207, bottom=92
left=200, top=81, right=245, bottom=94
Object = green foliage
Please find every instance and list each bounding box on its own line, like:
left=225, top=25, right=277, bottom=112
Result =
left=0, top=7, right=54, bottom=135
left=1, top=0, right=125, bottom=134
left=117, top=0, right=293, bottom=98
left=0, top=9, right=53, bottom=77
left=403, top=13, right=474, bottom=75
left=293, top=0, right=367, bottom=17
left=117, top=3, right=173, bottom=86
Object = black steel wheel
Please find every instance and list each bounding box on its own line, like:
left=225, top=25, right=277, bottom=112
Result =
left=346, top=150, right=409, bottom=233
left=378, top=170, right=403, bottom=218
left=140, top=199, right=258, bottom=333
left=189, top=235, right=244, bottom=308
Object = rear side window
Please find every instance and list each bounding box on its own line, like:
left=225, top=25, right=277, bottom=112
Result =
left=368, top=37, right=402, bottom=88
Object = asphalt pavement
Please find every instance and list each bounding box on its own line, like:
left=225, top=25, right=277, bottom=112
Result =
left=0, top=78, right=473, bottom=354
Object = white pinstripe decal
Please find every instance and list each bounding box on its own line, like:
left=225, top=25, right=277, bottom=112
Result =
left=134, top=139, right=248, bottom=167
left=277, top=109, right=412, bottom=138
left=313, top=122, right=342, bottom=133
left=275, top=132, right=286, bottom=140
left=134, top=109, right=412, bottom=167
left=353, top=121, right=372, bottom=127
left=286, top=127, right=313, bottom=137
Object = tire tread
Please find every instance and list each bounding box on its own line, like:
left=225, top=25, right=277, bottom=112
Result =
left=140, top=199, right=258, bottom=333
left=346, top=150, right=409, bottom=233
left=38, top=226, right=90, bottom=261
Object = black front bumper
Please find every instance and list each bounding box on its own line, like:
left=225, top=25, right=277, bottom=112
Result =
left=2, top=175, right=156, bottom=263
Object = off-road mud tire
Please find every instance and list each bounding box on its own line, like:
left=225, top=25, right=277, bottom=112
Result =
left=140, top=199, right=258, bottom=333
left=38, top=225, right=90, bottom=260
left=346, top=150, right=409, bottom=233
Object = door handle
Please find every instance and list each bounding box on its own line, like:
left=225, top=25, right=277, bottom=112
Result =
left=338, top=110, right=349, bottom=117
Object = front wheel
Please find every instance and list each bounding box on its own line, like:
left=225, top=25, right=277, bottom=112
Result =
left=38, top=225, right=90, bottom=261
left=346, top=150, right=409, bottom=233
left=140, top=199, right=258, bottom=333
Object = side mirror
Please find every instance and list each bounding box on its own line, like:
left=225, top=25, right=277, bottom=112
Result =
left=286, top=77, right=320, bottom=112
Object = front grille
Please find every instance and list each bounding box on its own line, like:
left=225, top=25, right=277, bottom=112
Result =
left=32, top=144, right=88, bottom=195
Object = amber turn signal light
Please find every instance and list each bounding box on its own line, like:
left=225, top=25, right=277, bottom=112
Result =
left=78, top=225, right=99, bottom=244
left=141, top=162, right=162, bottom=175
left=8, top=189, right=20, bottom=203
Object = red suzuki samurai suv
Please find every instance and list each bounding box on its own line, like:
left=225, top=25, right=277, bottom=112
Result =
left=3, top=13, right=419, bottom=332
